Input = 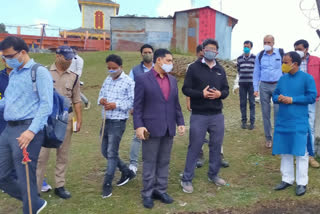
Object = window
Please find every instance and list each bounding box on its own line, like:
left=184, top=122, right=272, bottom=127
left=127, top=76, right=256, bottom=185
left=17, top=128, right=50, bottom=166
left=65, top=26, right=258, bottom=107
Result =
left=94, top=11, right=104, bottom=29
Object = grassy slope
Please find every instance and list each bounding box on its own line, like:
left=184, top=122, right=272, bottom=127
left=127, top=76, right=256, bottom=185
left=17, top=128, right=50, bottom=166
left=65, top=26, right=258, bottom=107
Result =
left=1, top=51, right=320, bottom=214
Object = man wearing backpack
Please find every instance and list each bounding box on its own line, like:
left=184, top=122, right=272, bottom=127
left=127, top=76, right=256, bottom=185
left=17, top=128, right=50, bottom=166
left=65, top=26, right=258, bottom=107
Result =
left=0, top=36, right=53, bottom=214
left=253, top=35, right=284, bottom=148
left=36, top=46, right=82, bottom=199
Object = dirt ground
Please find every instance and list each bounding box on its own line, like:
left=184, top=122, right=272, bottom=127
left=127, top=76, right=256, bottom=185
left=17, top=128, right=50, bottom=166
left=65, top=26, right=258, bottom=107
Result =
left=171, top=56, right=237, bottom=79
left=177, top=200, right=320, bottom=214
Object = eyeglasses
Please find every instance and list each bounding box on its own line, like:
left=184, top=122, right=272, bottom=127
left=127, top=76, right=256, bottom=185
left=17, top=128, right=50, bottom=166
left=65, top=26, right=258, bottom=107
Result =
left=204, top=48, right=217, bottom=52
left=1, top=52, right=20, bottom=60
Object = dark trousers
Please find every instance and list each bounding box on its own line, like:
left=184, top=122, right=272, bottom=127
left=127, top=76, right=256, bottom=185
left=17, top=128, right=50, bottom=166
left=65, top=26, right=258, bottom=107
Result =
left=101, top=119, right=129, bottom=182
left=0, top=124, right=44, bottom=214
left=239, top=82, right=255, bottom=124
left=182, top=113, right=224, bottom=182
left=141, top=134, right=173, bottom=197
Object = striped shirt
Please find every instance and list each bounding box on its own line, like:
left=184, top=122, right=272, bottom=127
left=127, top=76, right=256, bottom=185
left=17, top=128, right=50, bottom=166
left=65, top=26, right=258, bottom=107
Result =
left=97, top=72, right=135, bottom=120
left=237, top=54, right=256, bottom=83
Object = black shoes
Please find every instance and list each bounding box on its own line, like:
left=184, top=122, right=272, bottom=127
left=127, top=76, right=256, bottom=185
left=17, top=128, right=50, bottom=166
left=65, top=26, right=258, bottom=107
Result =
left=152, top=190, right=174, bottom=204
left=142, top=197, right=154, bottom=209
left=196, top=157, right=205, bottom=168
left=241, top=122, right=254, bottom=130
left=296, top=185, right=307, bottom=196
left=221, top=159, right=230, bottom=168
left=241, top=123, right=247, bottom=129
left=221, top=154, right=230, bottom=168
left=274, top=181, right=292, bottom=190
left=102, top=182, right=112, bottom=198
left=54, top=187, right=71, bottom=199
left=248, top=124, right=254, bottom=130
left=143, top=191, right=173, bottom=208
left=116, top=169, right=135, bottom=186
left=274, top=182, right=307, bottom=196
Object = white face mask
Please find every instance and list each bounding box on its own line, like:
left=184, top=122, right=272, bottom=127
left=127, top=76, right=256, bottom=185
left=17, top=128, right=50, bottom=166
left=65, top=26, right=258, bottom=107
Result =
left=296, top=50, right=305, bottom=58
left=264, top=45, right=272, bottom=52
left=108, top=68, right=122, bottom=77
left=161, top=63, right=173, bottom=73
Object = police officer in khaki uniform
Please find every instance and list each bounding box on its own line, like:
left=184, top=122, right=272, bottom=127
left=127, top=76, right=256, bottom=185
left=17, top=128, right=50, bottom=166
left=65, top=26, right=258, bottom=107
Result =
left=36, top=46, right=82, bottom=199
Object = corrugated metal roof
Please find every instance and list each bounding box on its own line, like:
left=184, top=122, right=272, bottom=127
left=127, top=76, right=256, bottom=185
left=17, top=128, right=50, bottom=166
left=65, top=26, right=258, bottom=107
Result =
left=174, top=6, right=238, bottom=23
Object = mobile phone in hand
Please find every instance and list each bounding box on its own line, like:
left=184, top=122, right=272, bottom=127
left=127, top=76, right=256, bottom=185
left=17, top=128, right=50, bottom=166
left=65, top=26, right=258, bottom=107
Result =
left=207, top=86, right=217, bottom=91
left=143, top=130, right=150, bottom=140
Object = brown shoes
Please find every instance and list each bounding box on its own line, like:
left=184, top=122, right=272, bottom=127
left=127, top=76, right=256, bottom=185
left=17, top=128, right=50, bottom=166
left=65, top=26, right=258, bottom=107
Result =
left=309, top=156, right=320, bottom=168
left=265, top=140, right=272, bottom=148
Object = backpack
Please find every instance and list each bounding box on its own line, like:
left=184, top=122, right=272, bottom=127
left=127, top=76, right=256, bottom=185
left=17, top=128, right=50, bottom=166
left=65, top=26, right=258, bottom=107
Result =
left=258, top=48, right=284, bottom=64
left=31, top=64, right=78, bottom=148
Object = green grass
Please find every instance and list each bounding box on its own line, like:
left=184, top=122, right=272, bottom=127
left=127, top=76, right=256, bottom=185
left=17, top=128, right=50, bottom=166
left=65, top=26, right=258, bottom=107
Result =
left=1, top=51, right=320, bottom=214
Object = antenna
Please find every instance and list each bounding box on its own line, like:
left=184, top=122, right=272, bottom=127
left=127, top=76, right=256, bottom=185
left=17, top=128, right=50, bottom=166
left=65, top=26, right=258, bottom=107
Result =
left=299, top=0, right=320, bottom=29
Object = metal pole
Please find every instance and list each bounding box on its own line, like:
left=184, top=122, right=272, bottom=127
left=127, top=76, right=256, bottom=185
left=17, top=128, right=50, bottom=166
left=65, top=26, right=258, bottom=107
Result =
left=39, top=24, right=46, bottom=49
left=316, top=0, right=320, bottom=18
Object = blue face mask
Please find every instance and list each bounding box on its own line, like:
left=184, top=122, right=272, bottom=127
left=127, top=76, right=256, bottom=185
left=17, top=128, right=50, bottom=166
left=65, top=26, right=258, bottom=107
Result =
left=204, top=51, right=217, bottom=61
left=244, top=47, right=250, bottom=54
left=5, top=57, right=23, bottom=69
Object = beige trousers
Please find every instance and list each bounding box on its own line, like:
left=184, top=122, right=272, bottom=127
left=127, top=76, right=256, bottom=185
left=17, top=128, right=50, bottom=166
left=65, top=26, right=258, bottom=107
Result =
left=36, top=115, right=73, bottom=192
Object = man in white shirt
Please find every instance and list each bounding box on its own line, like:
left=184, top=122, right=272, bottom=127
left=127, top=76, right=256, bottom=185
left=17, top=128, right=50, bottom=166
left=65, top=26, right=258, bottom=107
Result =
left=69, top=49, right=91, bottom=110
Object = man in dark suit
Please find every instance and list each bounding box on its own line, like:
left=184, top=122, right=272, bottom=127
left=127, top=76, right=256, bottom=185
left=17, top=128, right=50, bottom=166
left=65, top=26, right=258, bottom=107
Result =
left=133, top=48, right=185, bottom=209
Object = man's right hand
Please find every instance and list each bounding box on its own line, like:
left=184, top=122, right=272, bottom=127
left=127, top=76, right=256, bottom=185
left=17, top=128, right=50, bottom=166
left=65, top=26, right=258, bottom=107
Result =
left=254, top=91, right=259, bottom=97
left=203, top=85, right=216, bottom=99
left=136, top=127, right=148, bottom=140
left=100, top=98, right=107, bottom=105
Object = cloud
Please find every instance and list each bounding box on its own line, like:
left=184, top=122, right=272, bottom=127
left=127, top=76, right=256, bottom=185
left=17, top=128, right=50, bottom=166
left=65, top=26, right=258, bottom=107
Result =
left=157, top=0, right=192, bottom=16
left=209, top=0, right=320, bottom=58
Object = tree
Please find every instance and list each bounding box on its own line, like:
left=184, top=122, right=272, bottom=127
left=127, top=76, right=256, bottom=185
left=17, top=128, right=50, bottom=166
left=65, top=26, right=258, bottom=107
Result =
left=0, top=23, right=8, bottom=33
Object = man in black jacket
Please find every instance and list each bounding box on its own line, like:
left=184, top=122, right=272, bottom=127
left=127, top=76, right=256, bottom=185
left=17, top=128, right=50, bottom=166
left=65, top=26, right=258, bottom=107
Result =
left=181, top=39, right=229, bottom=193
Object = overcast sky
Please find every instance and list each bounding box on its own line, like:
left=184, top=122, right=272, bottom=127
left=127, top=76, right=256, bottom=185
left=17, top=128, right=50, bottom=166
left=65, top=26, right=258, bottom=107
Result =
left=1, top=0, right=319, bottom=58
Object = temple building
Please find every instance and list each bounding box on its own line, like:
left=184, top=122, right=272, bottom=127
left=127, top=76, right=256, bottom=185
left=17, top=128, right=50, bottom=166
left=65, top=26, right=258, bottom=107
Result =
left=61, top=0, right=119, bottom=40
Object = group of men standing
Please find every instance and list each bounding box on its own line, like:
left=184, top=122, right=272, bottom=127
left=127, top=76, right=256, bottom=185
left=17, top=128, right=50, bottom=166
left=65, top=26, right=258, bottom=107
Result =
left=0, top=33, right=320, bottom=213
left=237, top=35, right=320, bottom=196
left=97, top=38, right=229, bottom=209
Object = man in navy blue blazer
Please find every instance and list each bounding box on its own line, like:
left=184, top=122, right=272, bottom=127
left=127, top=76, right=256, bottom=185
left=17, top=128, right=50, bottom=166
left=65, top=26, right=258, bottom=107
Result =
left=133, top=49, right=185, bottom=209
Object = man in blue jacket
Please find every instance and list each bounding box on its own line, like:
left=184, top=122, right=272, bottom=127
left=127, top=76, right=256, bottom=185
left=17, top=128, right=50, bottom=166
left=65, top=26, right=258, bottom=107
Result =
left=0, top=36, right=53, bottom=214
left=127, top=44, right=154, bottom=175
left=272, top=52, right=317, bottom=196
left=0, top=58, right=12, bottom=134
